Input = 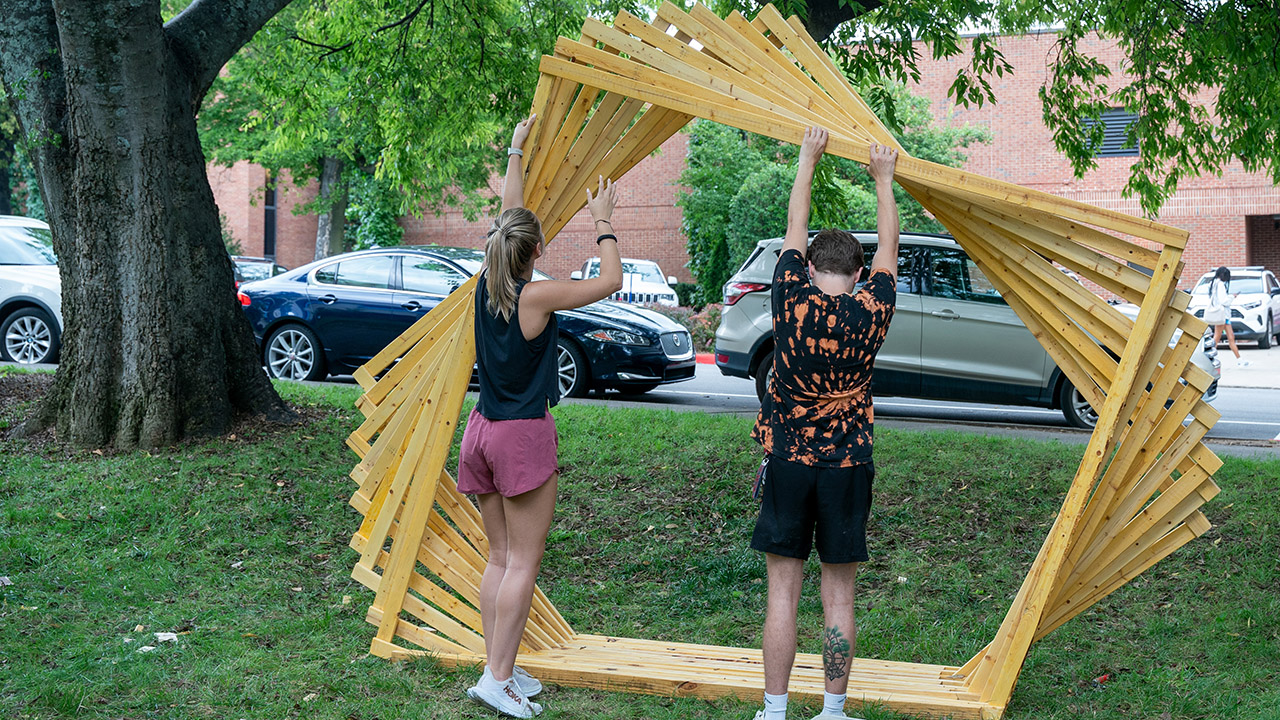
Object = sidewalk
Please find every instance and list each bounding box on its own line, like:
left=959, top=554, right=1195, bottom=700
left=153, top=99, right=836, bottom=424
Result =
left=1215, top=342, right=1280, bottom=389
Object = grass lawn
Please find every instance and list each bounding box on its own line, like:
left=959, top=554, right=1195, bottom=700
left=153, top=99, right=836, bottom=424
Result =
left=2, top=380, right=1277, bottom=719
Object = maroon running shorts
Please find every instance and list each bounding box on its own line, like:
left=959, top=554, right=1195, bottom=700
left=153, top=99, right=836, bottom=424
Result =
left=457, top=408, right=558, bottom=497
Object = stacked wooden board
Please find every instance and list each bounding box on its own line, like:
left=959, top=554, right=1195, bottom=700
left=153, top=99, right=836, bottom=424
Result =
left=344, top=4, right=1220, bottom=718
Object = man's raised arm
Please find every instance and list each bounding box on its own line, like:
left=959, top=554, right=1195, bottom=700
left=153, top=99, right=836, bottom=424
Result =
left=867, top=143, right=901, bottom=279
left=781, top=127, right=829, bottom=260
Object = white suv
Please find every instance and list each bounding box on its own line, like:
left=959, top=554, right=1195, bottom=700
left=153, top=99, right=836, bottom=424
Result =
left=1186, top=266, right=1280, bottom=348
left=571, top=257, right=679, bottom=307
left=0, top=215, right=62, bottom=365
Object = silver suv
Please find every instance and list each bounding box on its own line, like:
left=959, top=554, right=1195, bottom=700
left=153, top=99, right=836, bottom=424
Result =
left=714, top=233, right=1220, bottom=428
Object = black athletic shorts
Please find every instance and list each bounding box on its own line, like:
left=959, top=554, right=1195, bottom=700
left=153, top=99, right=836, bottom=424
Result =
left=750, top=455, right=873, bottom=564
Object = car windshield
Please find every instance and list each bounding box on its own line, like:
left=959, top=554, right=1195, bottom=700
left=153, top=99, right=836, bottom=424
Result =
left=1192, top=274, right=1264, bottom=295
left=448, top=255, right=554, bottom=282
left=586, top=261, right=664, bottom=283
left=0, top=226, right=56, bottom=265
left=237, top=263, right=275, bottom=281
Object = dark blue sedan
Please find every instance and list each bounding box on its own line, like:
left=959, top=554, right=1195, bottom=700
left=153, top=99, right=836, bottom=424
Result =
left=237, top=246, right=697, bottom=396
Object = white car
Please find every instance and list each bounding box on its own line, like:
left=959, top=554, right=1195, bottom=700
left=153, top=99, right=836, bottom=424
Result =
left=0, top=216, right=62, bottom=365
left=571, top=257, right=679, bottom=307
left=1186, top=266, right=1280, bottom=349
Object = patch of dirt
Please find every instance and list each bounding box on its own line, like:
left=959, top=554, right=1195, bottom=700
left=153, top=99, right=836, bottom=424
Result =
left=0, top=372, right=55, bottom=442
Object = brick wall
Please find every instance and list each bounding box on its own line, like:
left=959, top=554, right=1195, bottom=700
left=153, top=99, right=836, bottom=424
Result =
left=401, top=133, right=693, bottom=282
left=905, top=31, right=1280, bottom=287
left=209, top=161, right=318, bottom=271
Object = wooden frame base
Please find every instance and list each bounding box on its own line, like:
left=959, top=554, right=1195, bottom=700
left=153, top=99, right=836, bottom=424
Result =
left=343, top=5, right=1220, bottom=718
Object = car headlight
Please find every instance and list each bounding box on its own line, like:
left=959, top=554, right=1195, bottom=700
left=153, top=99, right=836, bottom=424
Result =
left=1240, top=299, right=1262, bottom=309
left=583, top=328, right=651, bottom=346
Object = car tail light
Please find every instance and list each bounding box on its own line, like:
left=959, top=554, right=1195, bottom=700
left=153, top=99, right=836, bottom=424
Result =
left=723, top=281, right=768, bottom=306
left=238, top=291, right=251, bottom=307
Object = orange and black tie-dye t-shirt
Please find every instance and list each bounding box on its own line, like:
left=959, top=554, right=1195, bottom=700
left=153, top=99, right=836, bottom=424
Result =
left=751, top=249, right=896, bottom=467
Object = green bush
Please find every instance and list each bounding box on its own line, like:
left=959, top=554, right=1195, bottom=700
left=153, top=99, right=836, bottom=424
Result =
left=672, top=282, right=700, bottom=308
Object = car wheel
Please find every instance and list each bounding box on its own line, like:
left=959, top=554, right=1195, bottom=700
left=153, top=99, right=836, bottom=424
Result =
left=1, top=307, right=60, bottom=365
left=1059, top=380, right=1098, bottom=429
left=1259, top=312, right=1273, bottom=349
left=264, top=324, right=326, bottom=381
left=754, top=349, right=774, bottom=403
left=556, top=338, right=589, bottom=398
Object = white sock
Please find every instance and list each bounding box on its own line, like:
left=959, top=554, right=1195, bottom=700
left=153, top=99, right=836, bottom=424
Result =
left=823, top=691, right=846, bottom=716
left=763, top=691, right=788, bottom=720
left=480, top=666, right=504, bottom=689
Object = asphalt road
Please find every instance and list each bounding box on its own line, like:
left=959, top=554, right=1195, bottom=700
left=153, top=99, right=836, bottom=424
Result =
left=569, top=362, right=1280, bottom=457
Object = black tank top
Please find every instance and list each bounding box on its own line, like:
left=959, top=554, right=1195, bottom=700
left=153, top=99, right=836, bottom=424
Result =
left=474, top=270, right=560, bottom=420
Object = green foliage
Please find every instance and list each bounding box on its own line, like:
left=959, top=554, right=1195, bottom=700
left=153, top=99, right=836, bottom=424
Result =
left=676, top=121, right=767, bottom=305
left=199, top=0, right=582, bottom=222
left=219, top=213, right=242, bottom=256
left=727, top=162, right=792, bottom=271
left=344, top=170, right=405, bottom=251
left=672, top=281, right=700, bottom=308
left=714, top=0, right=1279, bottom=215
left=1036, top=0, right=1280, bottom=215
left=681, top=84, right=988, bottom=295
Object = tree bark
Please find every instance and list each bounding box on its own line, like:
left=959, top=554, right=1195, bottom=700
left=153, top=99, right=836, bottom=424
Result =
left=314, top=155, right=346, bottom=261
left=0, top=0, right=294, bottom=448
left=803, top=0, right=881, bottom=43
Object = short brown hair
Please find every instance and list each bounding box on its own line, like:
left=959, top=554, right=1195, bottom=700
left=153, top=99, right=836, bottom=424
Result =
left=806, top=229, right=864, bottom=277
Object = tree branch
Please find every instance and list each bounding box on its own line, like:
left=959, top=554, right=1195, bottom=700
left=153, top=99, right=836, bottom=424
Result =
left=289, top=0, right=433, bottom=59
left=165, top=0, right=296, bottom=106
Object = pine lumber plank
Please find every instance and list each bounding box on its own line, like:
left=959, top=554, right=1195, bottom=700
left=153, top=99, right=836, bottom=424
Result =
left=527, top=82, right=602, bottom=214
left=357, top=274, right=479, bottom=391
left=371, top=318, right=475, bottom=644
left=357, top=281, right=473, bottom=411
left=523, top=74, right=576, bottom=196
left=751, top=5, right=899, bottom=148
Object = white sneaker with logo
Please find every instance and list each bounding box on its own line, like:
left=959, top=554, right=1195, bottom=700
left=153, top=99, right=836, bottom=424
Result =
left=512, top=665, right=543, bottom=698
left=466, top=669, right=543, bottom=718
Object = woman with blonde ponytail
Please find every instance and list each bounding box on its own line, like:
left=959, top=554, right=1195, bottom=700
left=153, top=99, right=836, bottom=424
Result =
left=460, top=115, right=624, bottom=718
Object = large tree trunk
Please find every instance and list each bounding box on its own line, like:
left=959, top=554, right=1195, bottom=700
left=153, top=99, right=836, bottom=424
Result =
left=314, top=155, right=346, bottom=261
left=0, top=0, right=294, bottom=448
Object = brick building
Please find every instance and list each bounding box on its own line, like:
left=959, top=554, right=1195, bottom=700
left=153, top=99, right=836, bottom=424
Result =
left=212, top=31, right=1279, bottom=289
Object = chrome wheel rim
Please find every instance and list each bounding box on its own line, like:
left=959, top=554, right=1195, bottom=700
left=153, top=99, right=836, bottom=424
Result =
left=4, top=315, right=52, bottom=364
left=1070, top=387, right=1099, bottom=428
left=267, top=329, right=315, bottom=380
left=556, top=344, right=578, bottom=396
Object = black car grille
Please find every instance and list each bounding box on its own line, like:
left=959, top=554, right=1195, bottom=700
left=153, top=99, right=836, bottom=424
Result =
left=660, top=331, right=693, bottom=359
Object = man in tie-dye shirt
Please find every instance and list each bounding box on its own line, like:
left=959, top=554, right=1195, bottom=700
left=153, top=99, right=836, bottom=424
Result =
left=750, top=127, right=900, bottom=720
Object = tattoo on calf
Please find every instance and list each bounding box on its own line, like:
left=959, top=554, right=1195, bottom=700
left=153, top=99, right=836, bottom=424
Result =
left=823, top=625, right=851, bottom=681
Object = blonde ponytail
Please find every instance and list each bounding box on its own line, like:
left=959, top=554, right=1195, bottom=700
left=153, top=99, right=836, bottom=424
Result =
left=484, top=207, right=544, bottom=321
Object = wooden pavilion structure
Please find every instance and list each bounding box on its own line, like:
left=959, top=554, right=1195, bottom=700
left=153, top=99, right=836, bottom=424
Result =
left=341, top=5, right=1221, bottom=717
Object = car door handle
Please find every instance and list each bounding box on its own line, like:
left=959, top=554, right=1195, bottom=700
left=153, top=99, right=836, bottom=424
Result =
left=931, top=309, right=959, bottom=319
left=401, top=300, right=423, bottom=312
left=318, top=294, right=337, bottom=304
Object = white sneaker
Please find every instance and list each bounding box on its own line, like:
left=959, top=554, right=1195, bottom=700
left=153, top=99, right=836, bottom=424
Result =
left=1238, top=359, right=1252, bottom=367
left=810, top=713, right=865, bottom=720
left=512, top=665, right=543, bottom=698
left=466, top=672, right=543, bottom=718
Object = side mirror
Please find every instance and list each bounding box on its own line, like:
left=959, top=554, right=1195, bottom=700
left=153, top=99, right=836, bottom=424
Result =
left=667, top=275, right=678, bottom=285
left=570, top=270, right=582, bottom=280
left=1271, top=287, right=1279, bottom=296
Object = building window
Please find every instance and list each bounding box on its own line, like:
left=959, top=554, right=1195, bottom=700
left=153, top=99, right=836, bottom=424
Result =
left=264, top=178, right=277, bottom=258
left=1082, top=108, right=1140, bottom=157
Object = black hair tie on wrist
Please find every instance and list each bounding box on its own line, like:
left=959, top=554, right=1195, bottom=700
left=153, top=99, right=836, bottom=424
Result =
left=596, top=233, right=617, bottom=245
